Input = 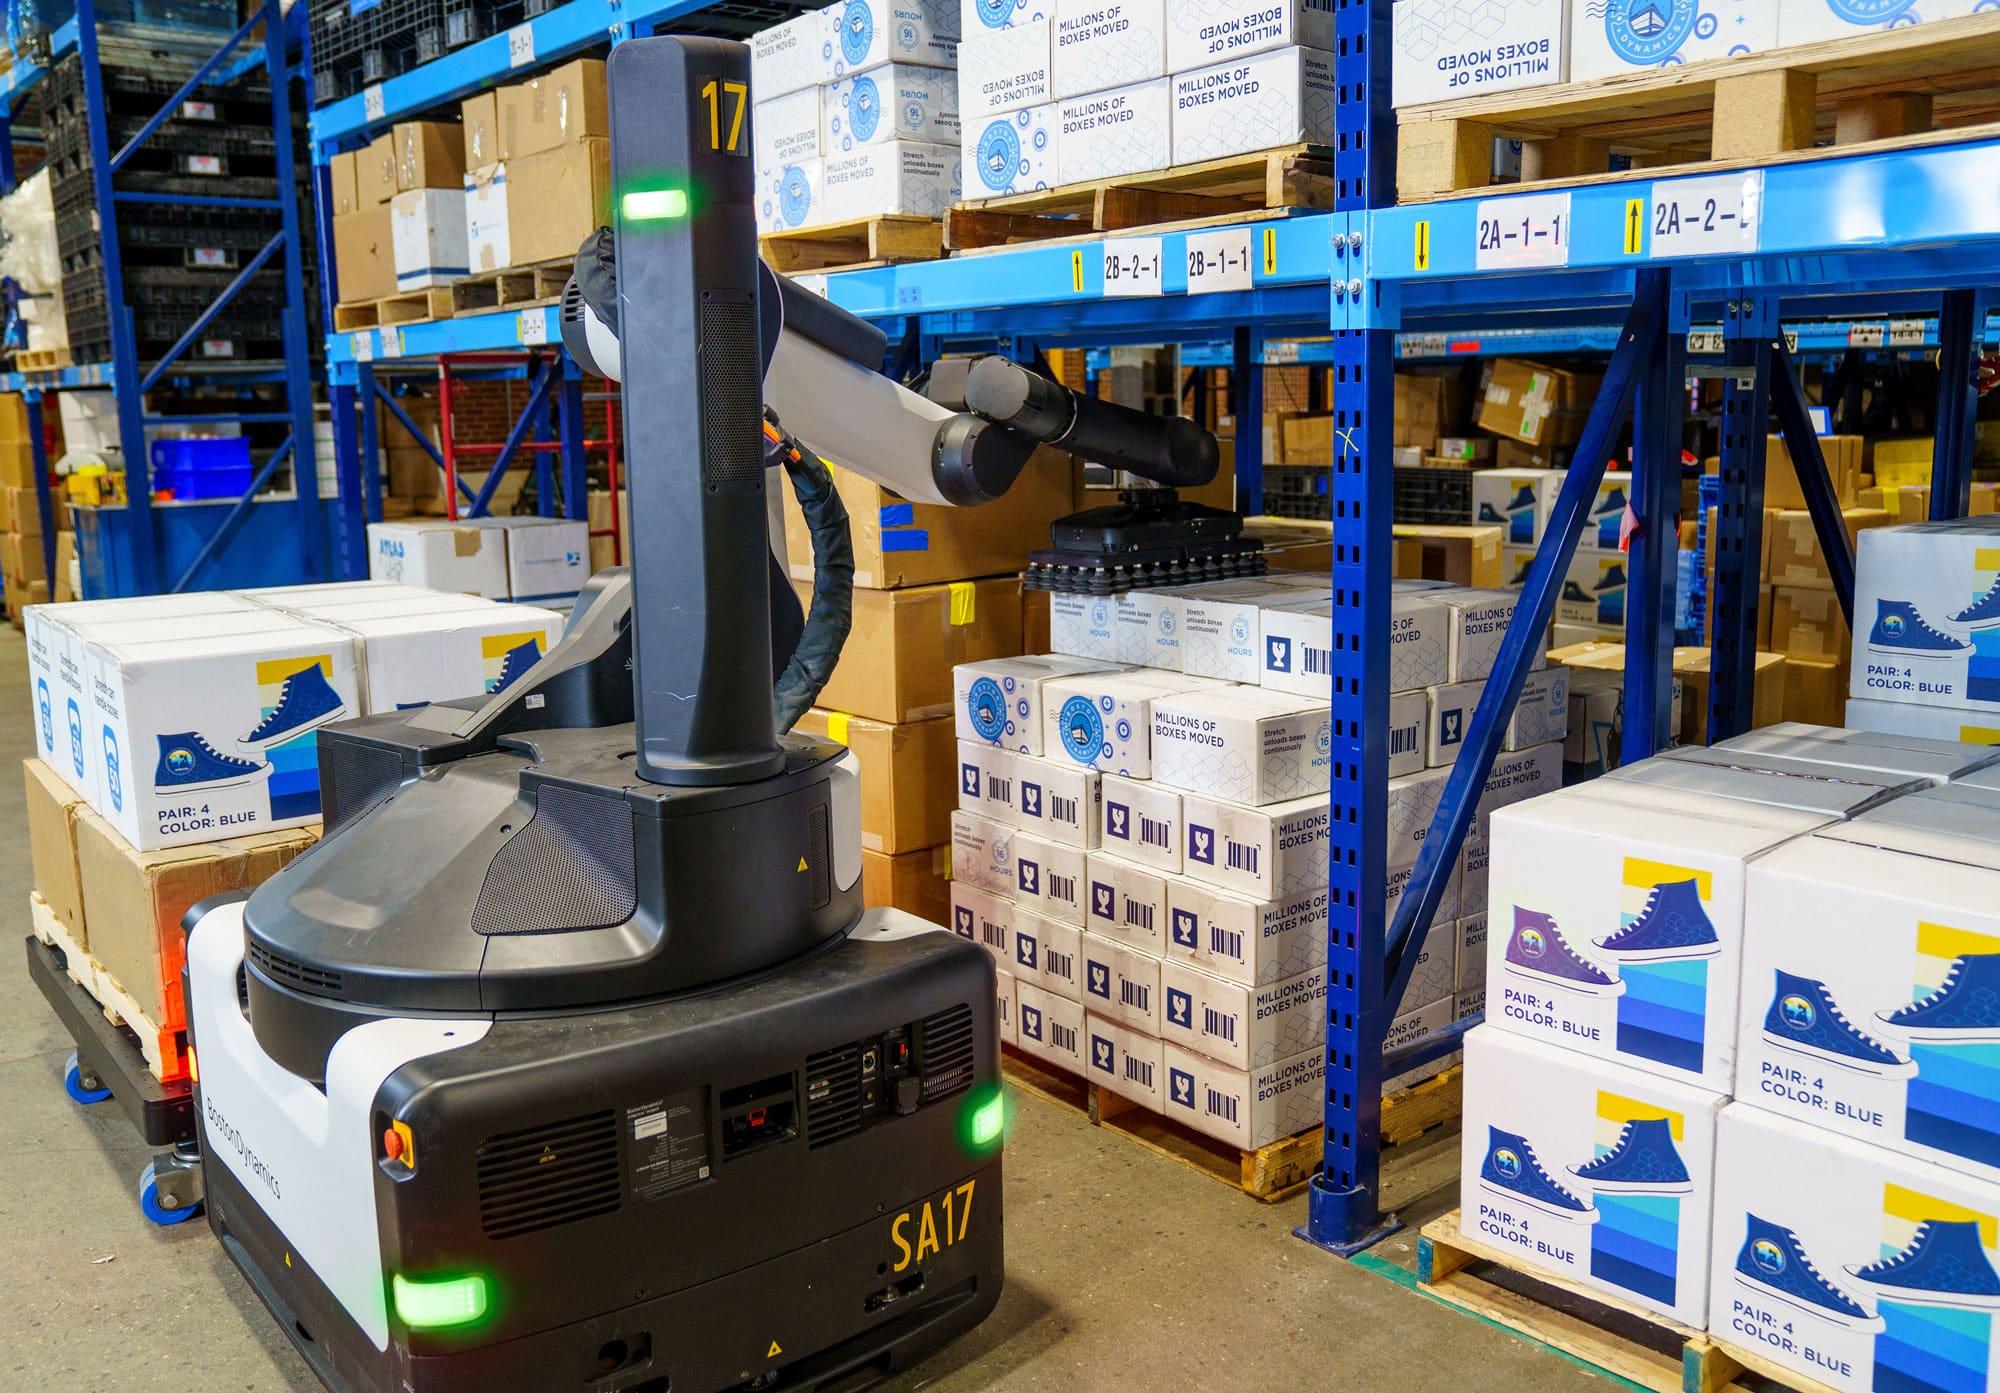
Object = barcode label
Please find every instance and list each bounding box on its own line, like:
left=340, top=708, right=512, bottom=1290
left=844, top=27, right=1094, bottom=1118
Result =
left=1125, top=1057, right=1154, bottom=1088
left=980, top=918, right=1004, bottom=948
left=1120, top=981, right=1150, bottom=1013
left=987, top=775, right=1012, bottom=805
left=1390, top=726, right=1419, bottom=756
left=1051, top=793, right=1078, bottom=826
left=1303, top=647, right=1332, bottom=676
left=1226, top=842, right=1260, bottom=875
left=1210, top=927, right=1244, bottom=963
left=1048, top=872, right=1076, bottom=906
left=1051, top=1022, right=1077, bottom=1054
left=1124, top=901, right=1154, bottom=932
left=1047, top=948, right=1074, bottom=982
left=1203, top=1007, right=1237, bottom=1044
left=1140, top=816, right=1169, bottom=850
left=1205, top=1087, right=1239, bottom=1123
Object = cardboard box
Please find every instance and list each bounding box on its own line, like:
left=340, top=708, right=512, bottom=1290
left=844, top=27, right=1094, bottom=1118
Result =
left=1851, top=519, right=2000, bottom=713
left=1015, top=978, right=1086, bottom=1072
left=460, top=91, right=499, bottom=168
left=1150, top=687, right=1332, bottom=805
left=823, top=65, right=959, bottom=153
left=1555, top=642, right=1687, bottom=773
left=1164, top=880, right=1326, bottom=986
left=1673, top=649, right=1789, bottom=745
left=1402, top=910, right=1458, bottom=1010
left=815, top=578, right=1025, bottom=726
left=335, top=607, right=562, bottom=712
left=503, top=138, right=611, bottom=267
left=1845, top=696, right=2000, bottom=746
left=1099, top=772, right=1182, bottom=872
left=1178, top=577, right=1329, bottom=682
left=1041, top=670, right=1223, bottom=776
left=1433, top=587, right=1545, bottom=683
left=759, top=155, right=830, bottom=234
left=462, top=163, right=511, bottom=272
left=955, top=653, right=1124, bottom=754
left=1261, top=593, right=1450, bottom=698
left=1395, top=372, right=1474, bottom=449
left=24, top=756, right=88, bottom=942
left=1463, top=1026, right=1726, bottom=1327
left=822, top=0, right=960, bottom=78
left=751, top=10, right=827, bottom=98
left=361, top=131, right=398, bottom=204
left=956, top=738, right=1016, bottom=824
left=1171, top=46, right=1336, bottom=164
left=755, top=86, right=824, bottom=168
left=1707, top=1101, right=2000, bottom=1393
left=77, top=808, right=316, bottom=1028
left=1084, top=1010, right=1164, bottom=1108
left=1472, top=468, right=1563, bottom=548
left=822, top=139, right=961, bottom=219
left=0, top=438, right=36, bottom=489
left=1860, top=484, right=1931, bottom=522
left=950, top=807, right=1015, bottom=895
left=1767, top=584, right=1849, bottom=661
left=1477, top=359, right=1601, bottom=449
left=861, top=844, right=950, bottom=924
left=1570, top=0, right=1775, bottom=82
left=393, top=120, right=464, bottom=193
left=1056, top=77, right=1172, bottom=182
left=333, top=205, right=395, bottom=303
left=389, top=188, right=469, bottom=289
left=1871, top=437, right=1935, bottom=488
left=1165, top=0, right=1332, bottom=71
left=1391, top=0, right=1566, bottom=106
left=1456, top=911, right=1487, bottom=997
left=1162, top=1041, right=1323, bottom=1150
left=1178, top=790, right=1330, bottom=900
left=783, top=451, right=1072, bottom=591
left=1159, top=956, right=1323, bottom=1070
left=1053, top=0, right=1164, bottom=97
left=498, top=58, right=608, bottom=160
left=1556, top=547, right=1632, bottom=630
left=1010, top=825, right=1087, bottom=925
left=795, top=709, right=954, bottom=853
left=1780, top=656, right=1846, bottom=726
left=1010, top=751, right=1102, bottom=847
left=1010, top=903, right=1085, bottom=1000
left=329, top=149, right=359, bottom=215
left=1084, top=850, right=1167, bottom=953
left=1706, top=435, right=1869, bottom=511
left=1394, top=525, right=1505, bottom=589
left=1487, top=778, right=1836, bottom=1090
left=962, top=105, right=1058, bottom=197
left=957, top=19, right=1053, bottom=121
left=1081, top=929, right=1160, bottom=1031
left=367, top=519, right=508, bottom=595
left=1767, top=507, right=1892, bottom=590
left=949, top=880, right=1014, bottom=967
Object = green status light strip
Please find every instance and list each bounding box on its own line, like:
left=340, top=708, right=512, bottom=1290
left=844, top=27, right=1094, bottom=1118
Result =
left=393, top=1272, right=490, bottom=1330
left=622, top=187, right=689, bottom=221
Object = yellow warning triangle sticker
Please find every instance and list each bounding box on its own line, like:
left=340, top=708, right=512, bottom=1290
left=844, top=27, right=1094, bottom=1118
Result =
left=768, top=1341, right=783, bottom=1358
left=797, top=857, right=808, bottom=872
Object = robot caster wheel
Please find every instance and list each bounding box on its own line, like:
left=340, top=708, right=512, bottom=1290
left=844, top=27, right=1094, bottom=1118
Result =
left=64, top=1051, right=111, bottom=1105
left=138, top=1148, right=204, bottom=1226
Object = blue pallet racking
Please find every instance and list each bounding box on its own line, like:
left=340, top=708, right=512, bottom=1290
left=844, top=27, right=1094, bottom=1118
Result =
left=1, top=2, right=325, bottom=598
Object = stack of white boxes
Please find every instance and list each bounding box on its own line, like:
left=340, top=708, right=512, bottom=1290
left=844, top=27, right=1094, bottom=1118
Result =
left=751, top=0, right=963, bottom=234
left=366, top=515, right=591, bottom=604
left=1473, top=466, right=1634, bottom=644
left=1462, top=722, right=2000, bottom=1372
left=23, top=582, right=564, bottom=851
left=958, top=0, right=1338, bottom=200
left=1847, top=517, right=2000, bottom=746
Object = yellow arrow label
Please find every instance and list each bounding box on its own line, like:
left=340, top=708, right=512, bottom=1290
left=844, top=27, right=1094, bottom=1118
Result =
left=1414, top=221, right=1430, bottom=272
left=768, top=1341, right=783, bottom=1359
left=1071, top=250, right=1084, bottom=292
left=1262, top=228, right=1277, bottom=275
left=1625, top=199, right=1645, bottom=256
left=797, top=857, right=809, bottom=873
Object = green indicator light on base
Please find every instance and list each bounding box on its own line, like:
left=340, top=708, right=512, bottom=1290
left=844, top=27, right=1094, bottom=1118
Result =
left=961, top=1084, right=1005, bottom=1152
left=393, top=1272, right=489, bottom=1329
left=622, top=188, right=689, bottom=221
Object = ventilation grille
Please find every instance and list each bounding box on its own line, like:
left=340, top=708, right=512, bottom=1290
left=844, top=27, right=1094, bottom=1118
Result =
left=807, top=803, right=831, bottom=908
left=477, top=1110, right=621, bottom=1240
left=320, top=740, right=405, bottom=834
left=918, top=1004, right=975, bottom=1104
left=698, top=293, right=763, bottom=485
left=471, top=784, right=637, bottom=937
left=804, top=1042, right=863, bottom=1149
left=247, top=940, right=345, bottom=998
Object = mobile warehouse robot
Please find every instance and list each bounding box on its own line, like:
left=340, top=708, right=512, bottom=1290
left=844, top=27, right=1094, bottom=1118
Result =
left=181, top=34, right=1226, bottom=1393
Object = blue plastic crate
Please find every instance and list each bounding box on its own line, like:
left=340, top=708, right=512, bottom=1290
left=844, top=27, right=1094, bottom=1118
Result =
left=149, top=435, right=252, bottom=500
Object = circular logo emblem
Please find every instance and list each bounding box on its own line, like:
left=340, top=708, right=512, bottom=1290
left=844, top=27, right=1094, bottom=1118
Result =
left=1779, top=994, right=1817, bottom=1033
left=1230, top=616, right=1250, bottom=644
left=1827, top=0, right=1917, bottom=21
left=839, top=0, right=873, bottom=64
left=1752, top=1238, right=1787, bottom=1276
left=897, top=19, right=917, bottom=47
left=1058, top=695, right=1104, bottom=764
left=1884, top=613, right=1908, bottom=640
left=1159, top=611, right=1176, bottom=636
left=849, top=75, right=881, bottom=141
left=1603, top=0, right=1698, bottom=65
left=1116, top=718, right=1132, bottom=741
left=1091, top=601, right=1109, bottom=626
left=166, top=747, right=196, bottom=777
left=966, top=677, right=1008, bottom=741
left=976, top=119, right=1022, bottom=192
left=1098, top=695, right=1115, bottom=714
left=1493, top=1148, right=1522, bottom=1182
left=778, top=165, right=813, bottom=226
left=972, top=0, right=1015, bottom=30
left=1517, top=928, right=1547, bottom=960
left=1016, top=697, right=1030, bottom=719
left=37, top=678, right=50, bottom=749
left=1316, top=722, right=1332, bottom=757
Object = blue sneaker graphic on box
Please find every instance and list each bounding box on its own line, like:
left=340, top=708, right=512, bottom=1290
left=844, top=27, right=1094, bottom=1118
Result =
left=1733, top=1213, right=1884, bottom=1332
left=240, top=663, right=346, bottom=746
left=1568, top=1118, right=1693, bottom=1195
left=155, top=732, right=267, bottom=793
left=490, top=640, right=543, bottom=693
left=1595, top=879, right=1718, bottom=963
left=1507, top=907, right=1624, bottom=996
left=1871, top=599, right=1974, bottom=657
left=1848, top=1219, right=2000, bottom=1312
left=1478, top=502, right=1507, bottom=525
left=1951, top=587, right=2000, bottom=631
left=1878, top=954, right=2000, bottom=1044
left=1562, top=579, right=1593, bottom=605
left=1479, top=1125, right=1597, bottom=1222
left=1762, top=970, right=1916, bottom=1078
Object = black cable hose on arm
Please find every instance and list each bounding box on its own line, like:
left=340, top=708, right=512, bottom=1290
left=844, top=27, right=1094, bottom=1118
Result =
left=767, top=418, right=854, bottom=733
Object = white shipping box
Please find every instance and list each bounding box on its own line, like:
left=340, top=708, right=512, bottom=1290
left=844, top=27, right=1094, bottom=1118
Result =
left=1403, top=918, right=1458, bottom=1012
left=1015, top=978, right=1086, bottom=1071
left=1437, top=587, right=1546, bottom=682
left=1716, top=723, right=1998, bottom=784
left=995, top=966, right=1017, bottom=1045
left=1049, top=592, right=1119, bottom=662
left=755, top=87, right=823, bottom=166
left=1487, top=779, right=1832, bottom=1092
left=1056, top=78, right=1172, bottom=183
left=1737, top=792, right=2000, bottom=1185
left=1010, top=827, right=1087, bottom=924
left=462, top=164, right=510, bottom=273
left=1179, top=790, right=1330, bottom=901
left=949, top=880, right=1013, bottom=966
left=1150, top=686, right=1333, bottom=805
left=1182, top=577, right=1330, bottom=682
left=1457, top=911, right=1488, bottom=996
left=1159, top=957, right=1324, bottom=1069
left=821, top=140, right=962, bottom=219
left=1708, top=1102, right=2000, bottom=1393
left=89, top=621, right=362, bottom=851
left=1780, top=0, right=1989, bottom=45
left=486, top=517, right=588, bottom=601
left=1465, top=1026, right=1726, bottom=1327
left=821, top=0, right=960, bottom=79
left=1010, top=904, right=1084, bottom=1000
left=1845, top=695, right=2000, bottom=747
left=1170, top=46, right=1336, bottom=165
left=1473, top=469, right=1564, bottom=549
left=367, top=520, right=509, bottom=597
left=390, top=188, right=468, bottom=290
left=957, top=20, right=1054, bottom=121
left=956, top=738, right=1018, bottom=824
left=1010, top=751, right=1100, bottom=845
left=1571, top=0, right=1777, bottom=83
left=1384, top=996, right=1453, bottom=1069
left=962, top=104, right=1058, bottom=197
left=1852, top=520, right=2000, bottom=713
left=337, top=607, right=563, bottom=712
left=1163, top=1041, right=1323, bottom=1150
left=1390, top=688, right=1428, bottom=777
left=1503, top=545, right=1537, bottom=590
left=1557, top=548, right=1631, bottom=630
left=1040, top=669, right=1221, bottom=776
left=1428, top=678, right=1485, bottom=768
left=822, top=65, right=960, bottom=153
left=756, top=157, right=827, bottom=234
left=1085, top=850, right=1168, bottom=951
left=1082, top=929, right=1161, bottom=1031
left=752, top=11, right=827, bottom=96
left=950, top=807, right=1017, bottom=894
left=1100, top=773, right=1182, bottom=872
left=1114, top=587, right=1186, bottom=670
left=1085, top=1010, right=1164, bottom=1108
left=1165, top=0, right=1333, bottom=71
left=954, top=654, right=1124, bottom=753
left=1386, top=856, right=1461, bottom=927
left=1391, top=0, right=1566, bottom=106
left=962, top=0, right=1050, bottom=34
left=1428, top=671, right=1571, bottom=763
left=1165, top=880, right=1327, bottom=986
left=1053, top=0, right=1164, bottom=96
left=1260, top=592, right=1450, bottom=698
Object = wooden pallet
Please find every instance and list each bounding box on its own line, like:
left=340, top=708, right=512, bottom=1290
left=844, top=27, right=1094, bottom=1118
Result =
left=15, top=346, right=71, bottom=372
left=1397, top=12, right=2000, bottom=199
left=331, top=285, right=455, bottom=332
left=29, top=891, right=183, bottom=1083
left=1002, top=1047, right=1462, bottom=1203
left=759, top=215, right=943, bottom=274
left=448, top=259, right=571, bottom=317
left=1417, top=1210, right=1750, bottom=1393
left=946, top=144, right=1336, bottom=251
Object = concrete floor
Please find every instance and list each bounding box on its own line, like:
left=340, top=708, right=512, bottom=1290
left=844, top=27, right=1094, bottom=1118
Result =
left=0, top=625, right=1607, bottom=1393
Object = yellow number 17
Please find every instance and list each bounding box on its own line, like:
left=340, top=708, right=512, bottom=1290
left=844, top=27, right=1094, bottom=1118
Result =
left=700, top=79, right=749, bottom=153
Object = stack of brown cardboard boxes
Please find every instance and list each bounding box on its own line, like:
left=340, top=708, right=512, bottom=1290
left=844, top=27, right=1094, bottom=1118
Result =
left=1, top=394, right=54, bottom=621
left=461, top=59, right=612, bottom=277
left=780, top=448, right=1075, bottom=924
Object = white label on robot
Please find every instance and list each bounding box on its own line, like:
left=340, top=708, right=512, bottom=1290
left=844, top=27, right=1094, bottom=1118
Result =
left=1647, top=171, right=1762, bottom=259
left=351, top=331, right=374, bottom=362
left=1101, top=237, right=1164, bottom=298
left=1473, top=192, right=1571, bottom=271
left=1849, top=322, right=1886, bottom=348
left=1890, top=319, right=1928, bottom=347
left=508, top=23, right=536, bottom=67
left=518, top=310, right=549, bottom=345
left=363, top=84, right=385, bottom=121
left=1184, top=229, right=1253, bottom=295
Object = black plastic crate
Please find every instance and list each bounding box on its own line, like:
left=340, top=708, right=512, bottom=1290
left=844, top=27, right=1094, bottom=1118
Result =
left=1393, top=465, right=1475, bottom=527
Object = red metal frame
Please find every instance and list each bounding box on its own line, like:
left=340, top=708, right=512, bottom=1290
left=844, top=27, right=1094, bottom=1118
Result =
left=436, top=350, right=621, bottom=541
